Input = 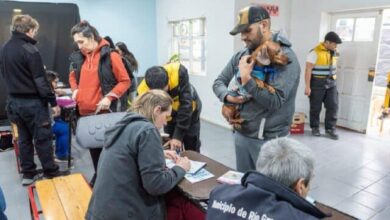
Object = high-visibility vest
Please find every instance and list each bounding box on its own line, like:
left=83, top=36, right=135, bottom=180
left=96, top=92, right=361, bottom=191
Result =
left=311, top=43, right=339, bottom=77
left=137, top=62, right=196, bottom=113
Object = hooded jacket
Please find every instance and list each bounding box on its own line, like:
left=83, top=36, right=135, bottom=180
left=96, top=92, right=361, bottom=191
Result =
left=86, top=112, right=186, bottom=220
left=213, top=33, right=300, bottom=139
left=69, top=39, right=130, bottom=116
left=207, top=171, right=329, bottom=220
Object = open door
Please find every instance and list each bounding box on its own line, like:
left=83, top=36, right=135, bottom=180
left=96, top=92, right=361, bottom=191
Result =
left=331, top=11, right=382, bottom=132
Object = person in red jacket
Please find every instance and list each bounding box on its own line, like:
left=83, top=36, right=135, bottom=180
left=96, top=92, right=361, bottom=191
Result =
left=68, top=21, right=130, bottom=186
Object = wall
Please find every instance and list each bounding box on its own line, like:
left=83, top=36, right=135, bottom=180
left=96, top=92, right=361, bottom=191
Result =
left=156, top=0, right=235, bottom=128
left=233, top=0, right=292, bottom=53
left=290, top=0, right=390, bottom=116
left=13, top=0, right=157, bottom=76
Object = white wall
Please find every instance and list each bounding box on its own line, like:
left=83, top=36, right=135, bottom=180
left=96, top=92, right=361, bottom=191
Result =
left=156, top=0, right=235, bottom=128
left=290, top=0, right=390, bottom=117
left=233, top=0, right=292, bottom=53
left=14, top=0, right=157, bottom=76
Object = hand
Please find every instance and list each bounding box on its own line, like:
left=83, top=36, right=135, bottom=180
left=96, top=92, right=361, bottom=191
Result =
left=71, top=89, right=78, bottom=100
left=169, top=138, right=183, bottom=151
left=164, top=150, right=179, bottom=162
left=226, top=95, right=246, bottom=104
left=51, top=106, right=61, bottom=117
left=239, top=55, right=254, bottom=85
left=304, top=87, right=311, bottom=96
left=175, top=156, right=191, bottom=172
left=96, top=96, right=112, bottom=113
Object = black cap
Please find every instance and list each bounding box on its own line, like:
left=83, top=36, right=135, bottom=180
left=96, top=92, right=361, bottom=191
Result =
left=230, top=6, right=270, bottom=35
left=324, top=31, right=342, bottom=44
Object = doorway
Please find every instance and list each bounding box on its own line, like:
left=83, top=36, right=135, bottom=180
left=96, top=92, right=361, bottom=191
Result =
left=330, top=10, right=385, bottom=134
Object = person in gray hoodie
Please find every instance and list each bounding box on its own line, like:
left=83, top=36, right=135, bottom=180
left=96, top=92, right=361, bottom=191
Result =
left=213, top=6, right=300, bottom=172
left=85, top=89, right=191, bottom=220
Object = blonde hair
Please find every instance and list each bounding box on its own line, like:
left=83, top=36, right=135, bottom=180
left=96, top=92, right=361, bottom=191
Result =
left=130, top=90, right=173, bottom=122
left=11, top=14, right=39, bottom=34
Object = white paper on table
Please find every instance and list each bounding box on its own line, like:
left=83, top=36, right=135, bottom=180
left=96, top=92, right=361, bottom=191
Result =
left=165, top=159, right=206, bottom=174
left=184, top=168, right=214, bottom=183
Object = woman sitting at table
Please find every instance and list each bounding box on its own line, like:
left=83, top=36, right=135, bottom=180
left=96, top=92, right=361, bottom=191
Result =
left=86, top=90, right=204, bottom=220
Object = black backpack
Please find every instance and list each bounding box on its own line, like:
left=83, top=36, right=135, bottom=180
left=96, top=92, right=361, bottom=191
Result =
left=69, top=46, right=129, bottom=112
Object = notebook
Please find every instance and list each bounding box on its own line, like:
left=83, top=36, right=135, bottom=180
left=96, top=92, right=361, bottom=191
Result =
left=217, top=170, right=244, bottom=185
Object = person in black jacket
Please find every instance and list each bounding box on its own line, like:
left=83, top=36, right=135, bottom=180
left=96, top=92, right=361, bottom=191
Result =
left=0, top=14, right=68, bottom=186
left=137, top=63, right=202, bottom=152
left=207, top=137, right=329, bottom=220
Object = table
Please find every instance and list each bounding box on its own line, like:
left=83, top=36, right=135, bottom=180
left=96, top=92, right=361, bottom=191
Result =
left=179, top=151, right=357, bottom=220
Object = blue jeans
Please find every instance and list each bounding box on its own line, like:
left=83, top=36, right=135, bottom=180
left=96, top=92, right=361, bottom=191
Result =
left=52, top=119, right=69, bottom=159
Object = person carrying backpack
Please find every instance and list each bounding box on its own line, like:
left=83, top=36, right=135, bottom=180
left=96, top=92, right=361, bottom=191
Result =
left=115, top=41, right=139, bottom=105
left=68, top=21, right=130, bottom=186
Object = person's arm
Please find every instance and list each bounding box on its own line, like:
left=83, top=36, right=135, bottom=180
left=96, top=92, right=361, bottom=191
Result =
left=138, top=128, right=186, bottom=196
left=68, top=70, right=79, bottom=100
left=242, top=47, right=301, bottom=111
left=105, top=52, right=131, bottom=101
left=27, top=46, right=57, bottom=107
left=171, top=65, right=193, bottom=142
left=213, top=52, right=247, bottom=104
left=304, top=62, right=314, bottom=96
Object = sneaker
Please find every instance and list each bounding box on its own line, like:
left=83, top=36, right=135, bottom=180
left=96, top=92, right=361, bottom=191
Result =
left=22, top=174, right=40, bottom=186
left=43, top=170, right=70, bottom=179
left=311, top=128, right=321, bottom=137
left=325, top=129, right=339, bottom=140
left=55, top=156, right=73, bottom=163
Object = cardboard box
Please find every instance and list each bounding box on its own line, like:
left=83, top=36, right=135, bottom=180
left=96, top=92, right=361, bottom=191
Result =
left=290, top=112, right=305, bottom=134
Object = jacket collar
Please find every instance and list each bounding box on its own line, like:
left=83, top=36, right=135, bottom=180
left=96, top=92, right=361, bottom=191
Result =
left=242, top=171, right=329, bottom=219
left=11, top=31, right=37, bottom=45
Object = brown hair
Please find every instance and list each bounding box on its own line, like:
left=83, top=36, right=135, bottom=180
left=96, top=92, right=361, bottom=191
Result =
left=70, top=20, right=101, bottom=42
left=11, top=14, right=39, bottom=34
left=130, top=90, right=172, bottom=122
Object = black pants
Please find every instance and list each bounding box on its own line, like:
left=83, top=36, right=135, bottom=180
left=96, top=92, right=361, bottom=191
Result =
left=309, top=86, right=339, bottom=130
left=165, top=120, right=201, bottom=152
left=6, top=98, right=59, bottom=178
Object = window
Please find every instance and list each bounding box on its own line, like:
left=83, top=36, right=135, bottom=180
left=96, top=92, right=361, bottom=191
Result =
left=335, top=17, right=376, bottom=42
left=170, top=18, right=206, bottom=75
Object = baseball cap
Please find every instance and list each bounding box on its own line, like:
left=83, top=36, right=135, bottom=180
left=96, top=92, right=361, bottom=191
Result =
left=230, top=6, right=270, bottom=35
left=324, top=31, right=342, bottom=44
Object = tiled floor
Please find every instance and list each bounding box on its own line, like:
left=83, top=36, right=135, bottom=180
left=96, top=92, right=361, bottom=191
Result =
left=1, top=121, right=390, bottom=219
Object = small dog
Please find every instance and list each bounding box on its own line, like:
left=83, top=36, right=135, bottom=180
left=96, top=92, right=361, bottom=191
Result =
left=250, top=40, right=289, bottom=93
left=222, top=40, right=289, bottom=128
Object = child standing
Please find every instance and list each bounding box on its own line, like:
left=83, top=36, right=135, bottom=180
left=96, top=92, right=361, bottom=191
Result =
left=46, top=71, right=70, bottom=162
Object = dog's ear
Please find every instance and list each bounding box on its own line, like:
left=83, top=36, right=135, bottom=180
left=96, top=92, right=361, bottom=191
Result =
left=256, top=46, right=271, bottom=65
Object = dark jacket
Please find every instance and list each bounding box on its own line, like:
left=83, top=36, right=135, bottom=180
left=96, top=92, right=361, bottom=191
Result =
left=207, top=171, right=329, bottom=220
left=0, top=31, right=56, bottom=106
left=138, top=64, right=202, bottom=140
left=213, top=33, right=300, bottom=139
left=86, top=112, right=186, bottom=220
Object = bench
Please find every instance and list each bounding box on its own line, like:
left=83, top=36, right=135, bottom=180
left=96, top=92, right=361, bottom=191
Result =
left=28, top=173, right=92, bottom=220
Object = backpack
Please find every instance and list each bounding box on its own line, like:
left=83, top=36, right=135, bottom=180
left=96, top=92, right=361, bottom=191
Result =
left=69, top=46, right=129, bottom=112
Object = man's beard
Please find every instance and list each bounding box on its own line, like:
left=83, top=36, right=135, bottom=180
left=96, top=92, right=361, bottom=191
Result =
left=245, top=28, right=263, bottom=51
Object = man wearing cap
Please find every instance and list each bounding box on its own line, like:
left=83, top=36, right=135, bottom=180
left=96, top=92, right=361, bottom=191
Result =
left=304, top=31, right=342, bottom=140
left=213, top=6, right=300, bottom=172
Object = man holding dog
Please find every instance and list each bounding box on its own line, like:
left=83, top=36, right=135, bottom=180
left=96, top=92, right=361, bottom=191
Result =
left=213, top=5, right=300, bottom=172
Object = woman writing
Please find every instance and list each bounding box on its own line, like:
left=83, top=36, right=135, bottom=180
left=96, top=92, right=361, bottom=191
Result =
left=86, top=90, right=193, bottom=219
